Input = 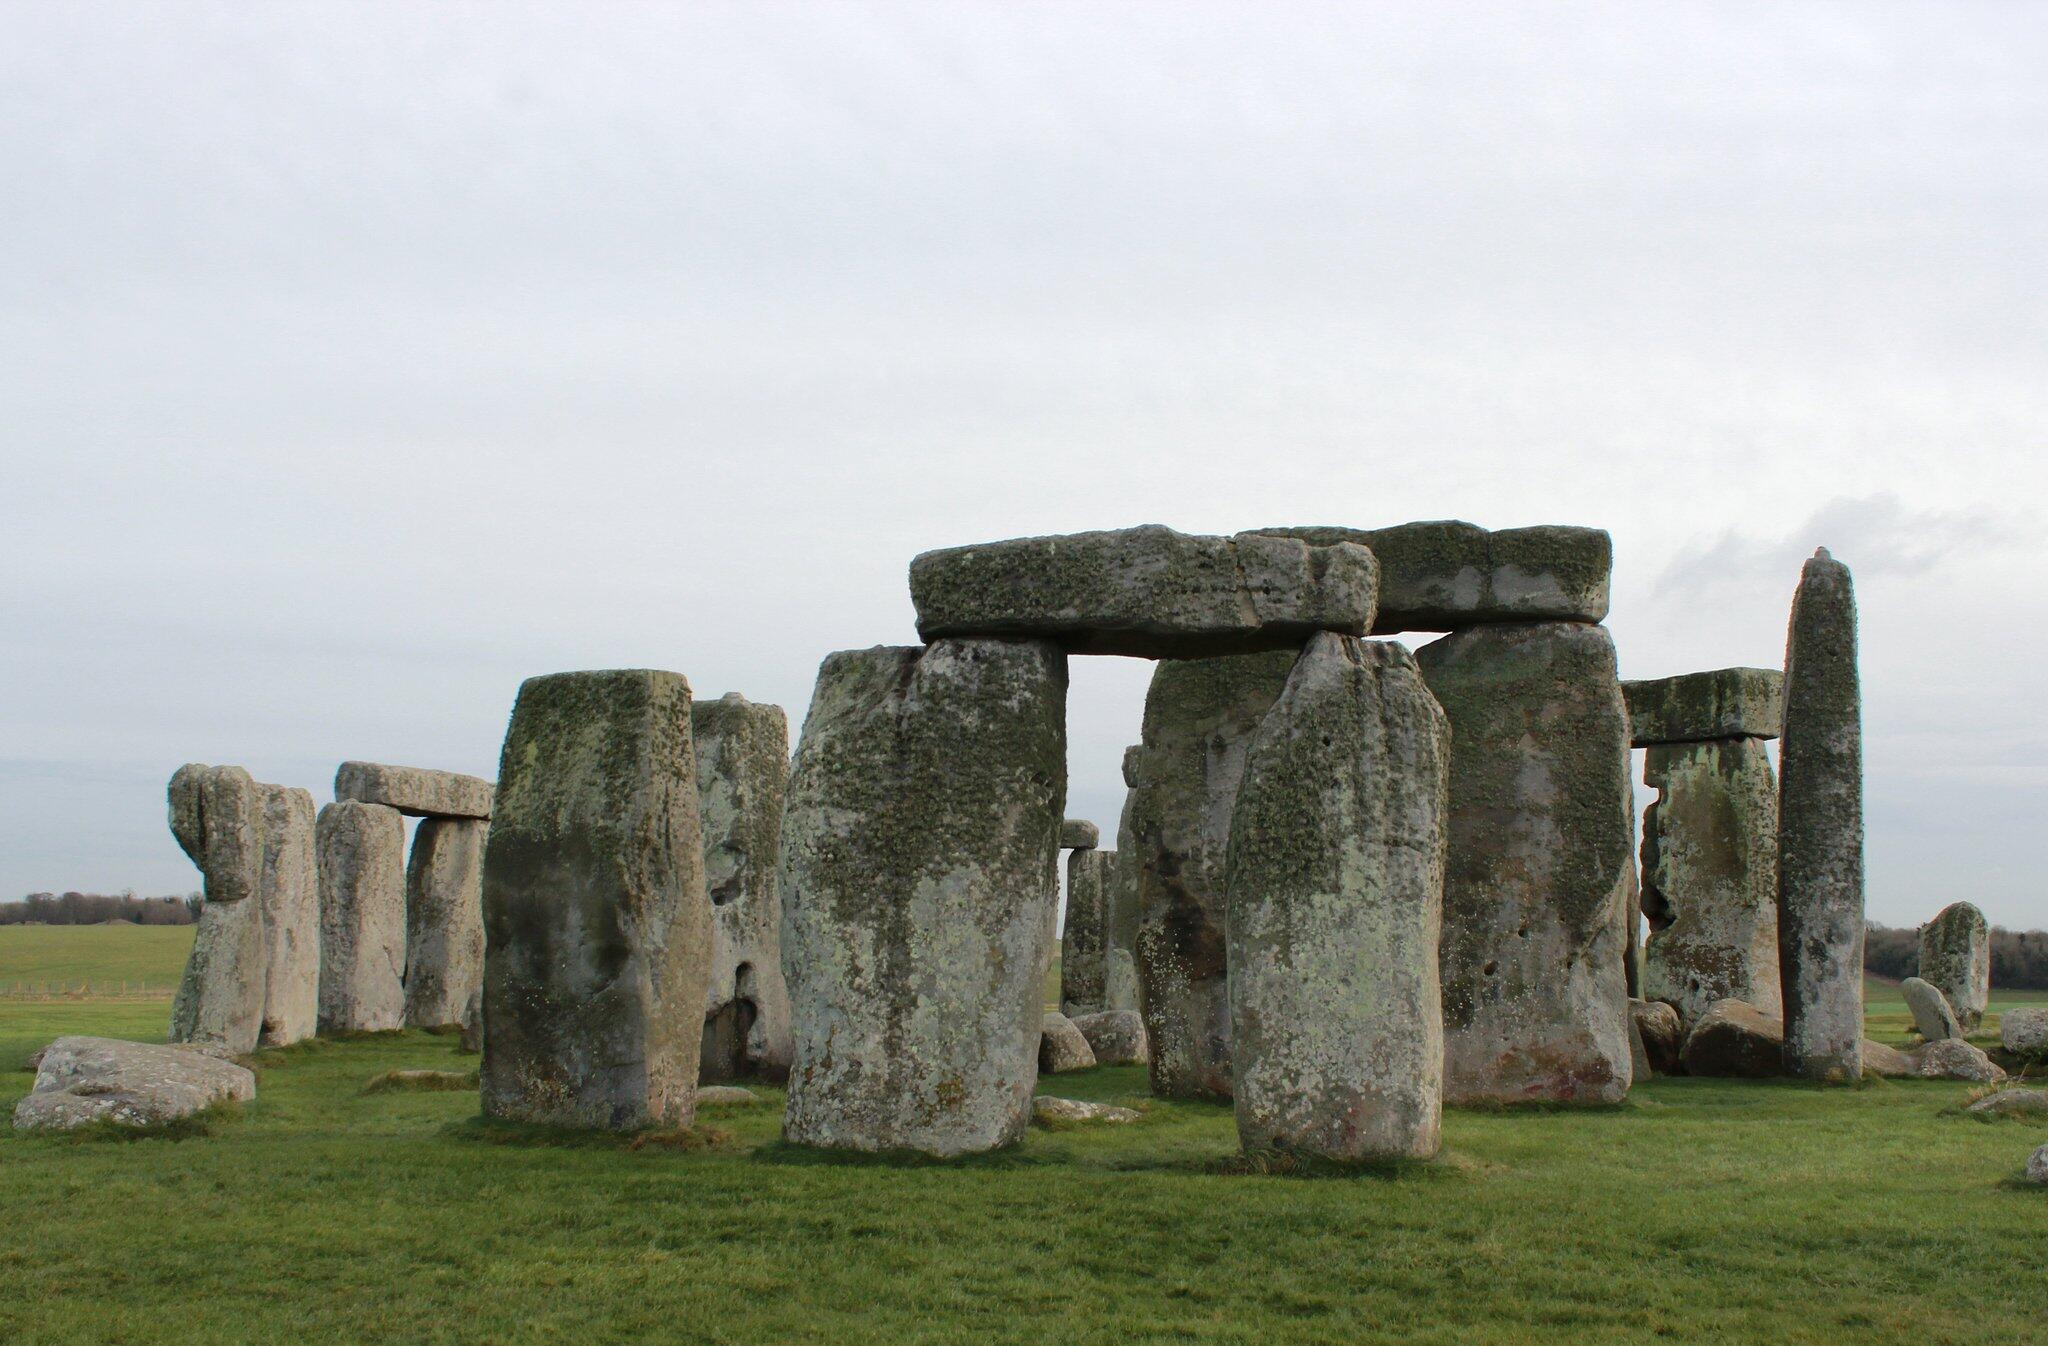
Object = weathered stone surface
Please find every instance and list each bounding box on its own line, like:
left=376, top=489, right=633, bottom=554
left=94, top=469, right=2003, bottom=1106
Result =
left=1967, top=1089, right=2048, bottom=1118
left=780, top=640, right=1066, bottom=1156
left=1069, top=1009, right=1148, bottom=1066
left=1131, top=650, right=1296, bottom=1099
left=1032, top=1096, right=1140, bottom=1125
left=1415, top=622, right=1635, bottom=1104
left=695, top=1085, right=761, bottom=1107
left=1776, top=548, right=1865, bottom=1082
left=1918, top=902, right=1990, bottom=1031
left=1258, top=521, right=1609, bottom=631
left=1627, top=1013, right=1652, bottom=1081
left=459, top=987, right=483, bottom=1054
left=1060, top=819, right=1100, bottom=851
left=909, top=525, right=1378, bottom=658
left=404, top=817, right=487, bottom=1031
left=2001, top=1006, right=2048, bottom=1061
left=255, top=784, right=319, bottom=1048
left=1679, top=999, right=1783, bottom=1079
left=1630, top=999, right=1684, bottom=1076
left=167, top=764, right=268, bottom=1056
left=1860, top=1039, right=1916, bottom=1077
left=13, top=1036, right=255, bottom=1131
left=1622, top=668, right=1784, bottom=746
left=1640, top=738, right=1781, bottom=1026
left=334, top=761, right=493, bottom=820
left=481, top=669, right=711, bottom=1132
left=2028, top=1144, right=2048, bottom=1186
left=1227, top=634, right=1448, bottom=1160
left=1916, top=1038, right=2005, bottom=1083
left=316, top=800, right=407, bottom=1035
left=1060, top=849, right=1113, bottom=1017
left=1040, top=1012, right=1097, bottom=1074
left=1104, top=781, right=1142, bottom=1015
left=1622, top=860, right=1643, bottom=1000
left=693, top=693, right=794, bottom=1084
left=1900, top=977, right=1962, bottom=1043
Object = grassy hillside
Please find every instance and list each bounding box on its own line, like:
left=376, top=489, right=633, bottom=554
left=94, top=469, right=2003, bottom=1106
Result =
left=0, top=923, right=194, bottom=990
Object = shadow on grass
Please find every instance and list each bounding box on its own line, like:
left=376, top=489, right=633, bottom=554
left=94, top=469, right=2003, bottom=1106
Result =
left=749, top=1137, right=1068, bottom=1171
left=443, top=1114, right=739, bottom=1154
left=362, top=1068, right=479, bottom=1095
left=1201, top=1146, right=1471, bottom=1182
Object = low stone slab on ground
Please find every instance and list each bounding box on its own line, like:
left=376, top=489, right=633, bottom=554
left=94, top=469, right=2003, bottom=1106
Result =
left=1032, top=1097, right=1140, bottom=1125
left=1068, top=1010, right=1148, bottom=1066
left=1040, top=1013, right=1097, bottom=1074
left=1860, top=1040, right=1917, bottom=1078
left=13, top=1037, right=255, bottom=1131
left=1622, top=667, right=1783, bottom=746
left=1966, top=1089, right=2048, bottom=1118
left=2001, top=1006, right=2048, bottom=1061
left=1900, top=977, right=1962, bottom=1043
left=1680, top=1000, right=1784, bottom=1079
left=334, top=761, right=494, bottom=820
left=1915, top=1038, right=2005, bottom=1084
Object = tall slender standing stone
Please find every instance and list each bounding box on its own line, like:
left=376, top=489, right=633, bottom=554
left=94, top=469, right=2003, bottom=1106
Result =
left=404, top=817, right=488, bottom=1030
left=167, top=764, right=269, bottom=1055
left=1104, top=768, right=1143, bottom=1015
left=1130, top=650, right=1297, bottom=1100
left=256, top=784, right=320, bottom=1047
left=317, top=800, right=408, bottom=1034
left=1227, top=635, right=1449, bottom=1161
left=780, top=640, right=1066, bottom=1156
left=692, top=692, right=794, bottom=1083
left=1416, top=621, right=1635, bottom=1104
left=1918, top=902, right=1990, bottom=1031
left=481, top=669, right=711, bottom=1131
left=1061, top=849, right=1113, bottom=1017
left=1776, top=548, right=1864, bottom=1081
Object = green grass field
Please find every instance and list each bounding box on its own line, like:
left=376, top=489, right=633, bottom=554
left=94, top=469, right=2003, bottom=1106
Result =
left=0, top=923, right=194, bottom=991
left=2, top=934, right=2044, bottom=1344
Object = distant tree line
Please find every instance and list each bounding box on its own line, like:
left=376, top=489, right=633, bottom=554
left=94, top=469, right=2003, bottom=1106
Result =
left=0, top=892, right=201, bottom=926
left=1867, top=923, right=2048, bottom=991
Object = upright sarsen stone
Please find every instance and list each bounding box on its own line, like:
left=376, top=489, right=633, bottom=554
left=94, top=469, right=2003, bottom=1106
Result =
left=1227, top=635, right=1449, bottom=1161
left=780, top=640, right=1066, bottom=1156
left=1130, top=650, right=1297, bottom=1100
left=1776, top=549, right=1864, bottom=1081
left=1061, top=849, right=1113, bottom=1017
left=1918, top=902, right=1990, bottom=1031
left=1104, top=771, right=1143, bottom=1015
left=692, top=693, right=794, bottom=1083
left=256, top=784, right=319, bottom=1047
left=317, top=800, right=407, bottom=1034
left=404, top=817, right=487, bottom=1030
left=167, top=764, right=268, bottom=1056
left=481, top=669, right=711, bottom=1131
left=1416, top=622, right=1635, bottom=1104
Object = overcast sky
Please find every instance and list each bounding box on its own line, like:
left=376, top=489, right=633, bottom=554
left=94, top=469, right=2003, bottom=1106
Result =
left=3, top=2, right=2042, bottom=929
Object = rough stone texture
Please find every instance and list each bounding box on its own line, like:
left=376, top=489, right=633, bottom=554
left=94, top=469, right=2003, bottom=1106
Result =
left=1130, top=650, right=1297, bottom=1100
left=695, top=1085, right=761, bottom=1107
left=1860, top=1040, right=1916, bottom=1078
left=692, top=693, right=794, bottom=1084
left=1258, top=521, right=1609, bottom=631
left=167, top=764, right=268, bottom=1056
left=1104, top=780, right=1142, bottom=1015
left=2001, top=1006, right=2048, bottom=1062
left=909, top=525, right=1378, bottom=658
left=316, top=800, right=408, bottom=1035
left=256, top=784, right=320, bottom=1048
left=404, top=817, right=487, bottom=1030
left=1639, top=738, right=1781, bottom=1026
left=1069, top=1009, right=1149, bottom=1066
left=1918, top=902, right=1991, bottom=1031
left=2028, top=1144, right=2048, bottom=1186
left=459, top=987, right=483, bottom=1054
left=1627, top=1013, right=1652, bottom=1081
left=334, top=761, right=494, bottom=820
left=1415, top=622, right=1635, bottom=1105
left=1622, top=860, right=1643, bottom=1000
left=1060, top=849, right=1113, bottom=1016
left=1227, top=634, right=1448, bottom=1160
left=1040, top=1012, right=1097, bottom=1074
left=13, top=1037, right=255, bottom=1131
left=1900, top=977, right=1963, bottom=1043
left=1915, top=1038, right=2005, bottom=1083
left=1032, top=1097, right=1140, bottom=1125
left=1967, top=1089, right=2048, bottom=1118
left=480, top=669, right=711, bottom=1132
left=1776, top=548, right=1865, bottom=1082
left=780, top=640, right=1066, bottom=1156
left=1060, top=818, right=1100, bottom=851
left=1622, top=668, right=1784, bottom=746
left=1679, top=999, right=1784, bottom=1079
left=1630, top=999, right=1684, bottom=1076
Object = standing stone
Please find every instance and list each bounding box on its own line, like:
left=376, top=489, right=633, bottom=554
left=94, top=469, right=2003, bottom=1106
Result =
left=1776, top=548, right=1864, bottom=1082
left=1416, top=621, right=1635, bottom=1105
left=316, top=800, right=408, bottom=1034
left=1130, top=650, right=1297, bottom=1100
left=255, top=784, right=319, bottom=1047
left=1103, top=758, right=1143, bottom=1016
left=692, top=692, right=794, bottom=1083
left=780, top=640, right=1066, bottom=1156
left=1227, top=635, right=1449, bottom=1161
left=1638, top=738, right=1781, bottom=1026
left=1918, top=902, right=1990, bottom=1031
left=1060, top=849, right=1113, bottom=1017
left=404, top=817, right=487, bottom=1030
left=1900, top=976, right=1963, bottom=1043
left=481, top=669, right=711, bottom=1131
left=167, top=764, right=268, bottom=1057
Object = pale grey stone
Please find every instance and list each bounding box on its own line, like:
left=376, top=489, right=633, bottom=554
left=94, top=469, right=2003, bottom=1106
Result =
left=1776, top=547, right=1865, bottom=1082
left=1068, top=1009, right=1148, bottom=1066
left=316, top=800, right=408, bottom=1034
left=1130, top=650, right=1296, bottom=1099
left=1915, top=1038, right=2005, bottom=1083
left=1416, top=621, right=1635, bottom=1104
left=1966, top=1089, right=2048, bottom=1118
left=1104, top=783, right=1141, bottom=1015
left=168, top=762, right=263, bottom=904
left=255, top=784, right=319, bottom=1048
left=692, top=693, right=794, bottom=1084
left=1622, top=668, right=1784, bottom=746
left=2001, top=1006, right=2048, bottom=1061
left=13, top=1036, right=255, bottom=1131
left=481, top=669, right=711, bottom=1132
left=1630, top=999, right=1683, bottom=1076
left=1900, top=976, right=1962, bottom=1043
left=1640, top=738, right=1781, bottom=1025
left=2028, top=1144, right=2048, bottom=1186
left=695, top=1085, right=761, bottom=1107
left=334, top=761, right=493, bottom=819
left=1918, top=902, right=1990, bottom=1031
left=909, top=525, right=1378, bottom=658
left=404, top=817, right=487, bottom=1031
left=459, top=987, right=482, bottom=1054
left=1227, top=634, right=1447, bottom=1161
left=1032, top=1096, right=1140, bottom=1125
left=780, top=640, right=1066, bottom=1156
left=1060, top=849, right=1113, bottom=1016
left=1860, top=1039, right=1916, bottom=1078
left=167, top=764, right=268, bottom=1056
left=1040, top=1012, right=1097, bottom=1074
left=1060, top=819, right=1100, bottom=851
left=1679, top=999, right=1783, bottom=1079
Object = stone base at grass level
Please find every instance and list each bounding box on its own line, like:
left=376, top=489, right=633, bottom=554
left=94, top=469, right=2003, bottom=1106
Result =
left=1032, top=1097, right=1140, bottom=1125
left=1676, top=998, right=1995, bottom=1081
left=1069, top=1010, right=1148, bottom=1066
left=13, top=1037, right=255, bottom=1131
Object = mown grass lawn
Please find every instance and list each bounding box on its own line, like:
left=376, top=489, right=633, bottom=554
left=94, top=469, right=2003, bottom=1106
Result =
left=2, top=953, right=2045, bottom=1343
left=0, top=924, right=194, bottom=992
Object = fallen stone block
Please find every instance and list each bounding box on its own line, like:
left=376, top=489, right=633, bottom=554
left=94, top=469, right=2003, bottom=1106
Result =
left=1966, top=1089, right=2048, bottom=1118
left=1622, top=667, right=1783, bottom=745
left=1680, top=999, right=1784, bottom=1079
left=1918, top=902, right=1990, bottom=1031
left=1901, top=977, right=1963, bottom=1043
left=1069, top=1009, right=1148, bottom=1067
left=1916, top=1038, right=2005, bottom=1084
left=1032, top=1097, right=1140, bottom=1125
left=334, top=761, right=494, bottom=819
left=2001, top=1006, right=2048, bottom=1062
left=1040, top=1012, right=1097, bottom=1074
left=13, top=1037, right=255, bottom=1131
left=1860, top=1040, right=1917, bottom=1078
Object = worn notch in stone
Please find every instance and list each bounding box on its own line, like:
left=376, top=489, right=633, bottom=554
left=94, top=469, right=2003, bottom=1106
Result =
left=335, top=761, right=494, bottom=820
left=1623, top=667, right=1784, bottom=746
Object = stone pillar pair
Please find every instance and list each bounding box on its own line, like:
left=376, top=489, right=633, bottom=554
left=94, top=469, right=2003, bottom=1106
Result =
left=1057, top=819, right=1112, bottom=1019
